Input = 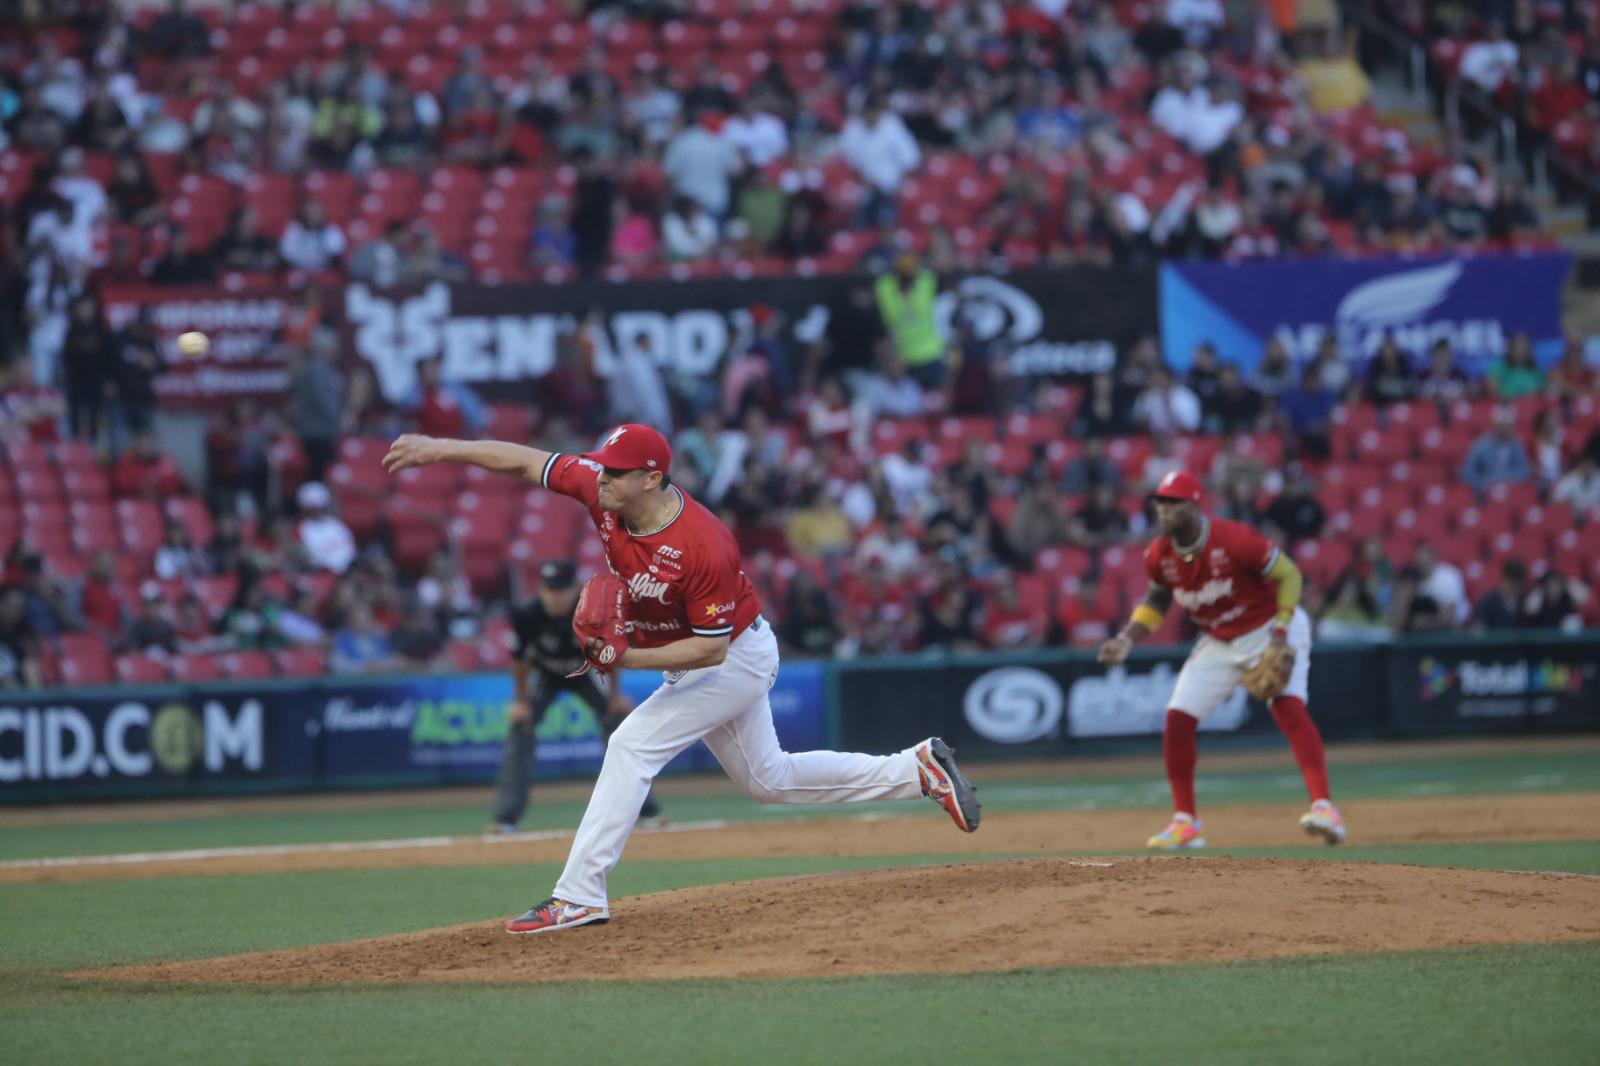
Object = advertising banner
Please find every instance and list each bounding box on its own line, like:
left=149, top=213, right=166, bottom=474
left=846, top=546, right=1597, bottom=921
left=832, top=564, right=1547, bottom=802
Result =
left=100, top=282, right=298, bottom=405
left=838, top=650, right=1272, bottom=756
left=343, top=266, right=1157, bottom=403
left=1386, top=639, right=1600, bottom=737
left=312, top=661, right=825, bottom=785
left=838, top=644, right=1394, bottom=755
left=0, top=685, right=314, bottom=800
left=0, top=662, right=827, bottom=801
left=1159, top=253, right=1571, bottom=374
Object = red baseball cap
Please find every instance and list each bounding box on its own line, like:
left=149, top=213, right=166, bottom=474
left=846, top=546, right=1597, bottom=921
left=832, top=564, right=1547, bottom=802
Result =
left=1151, top=469, right=1204, bottom=503
left=584, top=423, right=672, bottom=474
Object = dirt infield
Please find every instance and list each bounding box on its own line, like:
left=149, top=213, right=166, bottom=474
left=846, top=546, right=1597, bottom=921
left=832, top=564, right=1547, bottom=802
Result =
left=11, top=791, right=1599, bottom=884
left=89, top=857, right=1600, bottom=985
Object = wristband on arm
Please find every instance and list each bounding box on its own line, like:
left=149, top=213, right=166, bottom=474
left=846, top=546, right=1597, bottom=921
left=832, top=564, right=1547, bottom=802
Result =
left=1130, top=604, right=1165, bottom=633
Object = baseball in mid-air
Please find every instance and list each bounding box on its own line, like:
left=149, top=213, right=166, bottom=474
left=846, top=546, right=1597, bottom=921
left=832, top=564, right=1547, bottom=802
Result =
left=177, top=331, right=209, bottom=357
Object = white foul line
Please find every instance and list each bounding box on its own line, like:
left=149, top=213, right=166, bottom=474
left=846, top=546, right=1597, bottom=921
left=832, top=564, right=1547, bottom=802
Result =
left=0, top=819, right=731, bottom=871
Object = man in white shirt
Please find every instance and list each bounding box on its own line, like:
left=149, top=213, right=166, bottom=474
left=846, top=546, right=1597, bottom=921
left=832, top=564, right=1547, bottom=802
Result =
left=1459, top=21, right=1519, bottom=94
left=662, top=110, right=744, bottom=218
left=854, top=515, right=922, bottom=580
left=52, top=147, right=108, bottom=230
left=1133, top=368, right=1202, bottom=434
left=1150, top=60, right=1243, bottom=156
left=721, top=97, right=789, bottom=167
left=296, top=482, right=357, bottom=574
left=837, top=96, right=922, bottom=226
left=279, top=200, right=347, bottom=272
left=855, top=355, right=928, bottom=423
left=1414, top=542, right=1469, bottom=626
left=1553, top=455, right=1600, bottom=519
left=1166, top=0, right=1225, bottom=46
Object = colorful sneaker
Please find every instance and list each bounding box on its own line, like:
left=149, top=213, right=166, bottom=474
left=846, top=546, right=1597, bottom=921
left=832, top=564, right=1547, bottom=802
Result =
left=914, top=737, right=981, bottom=832
left=505, top=897, right=610, bottom=935
left=1300, top=799, right=1346, bottom=845
left=1147, top=813, right=1206, bottom=849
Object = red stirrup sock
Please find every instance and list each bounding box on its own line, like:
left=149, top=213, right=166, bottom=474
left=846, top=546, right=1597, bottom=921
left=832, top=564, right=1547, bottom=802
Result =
left=1270, top=696, right=1331, bottom=802
left=1163, top=709, right=1199, bottom=816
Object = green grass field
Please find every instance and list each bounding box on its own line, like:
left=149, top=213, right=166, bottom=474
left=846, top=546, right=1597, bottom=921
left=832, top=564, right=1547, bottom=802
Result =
left=5, top=743, right=1599, bottom=1065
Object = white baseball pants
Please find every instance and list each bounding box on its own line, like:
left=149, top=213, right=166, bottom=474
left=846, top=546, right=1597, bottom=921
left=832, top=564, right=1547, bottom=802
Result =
left=552, top=618, right=924, bottom=907
left=1169, top=607, right=1313, bottom=720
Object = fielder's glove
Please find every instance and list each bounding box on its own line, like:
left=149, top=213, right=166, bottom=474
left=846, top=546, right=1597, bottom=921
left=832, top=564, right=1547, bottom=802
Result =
left=1241, top=643, right=1295, bottom=702
left=568, top=574, right=629, bottom=677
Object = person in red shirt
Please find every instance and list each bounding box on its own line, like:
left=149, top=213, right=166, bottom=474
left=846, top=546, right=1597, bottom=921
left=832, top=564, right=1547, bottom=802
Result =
left=1097, top=470, right=1343, bottom=849
left=1054, top=577, right=1116, bottom=647
left=79, top=550, right=123, bottom=634
left=382, top=423, right=982, bottom=933
left=112, top=429, right=184, bottom=497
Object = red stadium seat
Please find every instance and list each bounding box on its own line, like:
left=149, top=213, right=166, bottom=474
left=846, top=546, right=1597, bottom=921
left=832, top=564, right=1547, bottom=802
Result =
left=272, top=648, right=328, bottom=677
left=115, top=654, right=171, bottom=684
left=57, top=635, right=113, bottom=686
left=170, top=654, right=223, bottom=682
left=220, top=651, right=274, bottom=679
left=446, top=640, right=483, bottom=671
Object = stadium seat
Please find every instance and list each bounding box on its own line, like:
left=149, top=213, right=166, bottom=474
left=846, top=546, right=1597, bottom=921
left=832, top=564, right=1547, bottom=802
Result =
left=272, top=648, right=328, bottom=677
left=220, top=651, right=275, bottom=680
left=169, top=654, right=223, bottom=682
left=115, top=654, right=171, bottom=684
left=57, top=635, right=113, bottom=686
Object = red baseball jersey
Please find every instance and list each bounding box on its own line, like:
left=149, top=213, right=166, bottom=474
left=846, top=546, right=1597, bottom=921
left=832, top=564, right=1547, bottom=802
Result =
left=1143, top=517, right=1281, bottom=640
left=540, top=453, right=762, bottom=648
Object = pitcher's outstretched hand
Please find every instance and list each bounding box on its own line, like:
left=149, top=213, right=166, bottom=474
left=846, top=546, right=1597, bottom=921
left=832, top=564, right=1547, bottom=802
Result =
left=383, top=434, right=438, bottom=475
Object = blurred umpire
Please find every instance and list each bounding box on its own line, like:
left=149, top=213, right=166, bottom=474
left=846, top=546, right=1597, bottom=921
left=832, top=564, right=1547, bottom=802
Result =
left=491, top=559, right=665, bottom=833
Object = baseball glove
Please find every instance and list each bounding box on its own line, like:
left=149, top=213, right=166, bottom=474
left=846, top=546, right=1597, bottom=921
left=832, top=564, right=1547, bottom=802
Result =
left=1241, top=643, right=1295, bottom=702
left=568, top=574, right=629, bottom=677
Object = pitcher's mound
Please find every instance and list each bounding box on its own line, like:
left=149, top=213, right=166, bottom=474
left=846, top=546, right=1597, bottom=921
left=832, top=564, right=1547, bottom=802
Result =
left=94, top=857, right=1600, bottom=985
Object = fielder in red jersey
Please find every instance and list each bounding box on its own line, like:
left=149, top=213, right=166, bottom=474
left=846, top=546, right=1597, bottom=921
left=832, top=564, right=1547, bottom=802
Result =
left=1097, top=470, right=1346, bottom=849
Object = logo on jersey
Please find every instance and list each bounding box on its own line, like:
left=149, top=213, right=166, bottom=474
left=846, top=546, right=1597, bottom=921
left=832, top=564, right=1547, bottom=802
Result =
left=627, top=572, right=671, bottom=604
left=705, top=601, right=736, bottom=617
left=1172, top=577, right=1235, bottom=610
left=598, top=645, right=617, bottom=664
left=655, top=546, right=682, bottom=559
left=626, top=618, right=684, bottom=633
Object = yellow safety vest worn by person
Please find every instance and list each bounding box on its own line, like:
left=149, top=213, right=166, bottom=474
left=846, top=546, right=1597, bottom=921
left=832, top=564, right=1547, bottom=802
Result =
left=875, top=269, right=945, bottom=368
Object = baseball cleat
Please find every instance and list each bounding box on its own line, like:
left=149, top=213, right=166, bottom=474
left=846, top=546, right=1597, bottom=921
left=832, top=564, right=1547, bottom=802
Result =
left=1148, top=813, right=1206, bottom=849
left=487, top=822, right=519, bottom=836
left=915, top=737, right=981, bottom=832
left=636, top=814, right=669, bottom=830
left=505, top=897, right=610, bottom=935
left=1300, top=799, right=1346, bottom=845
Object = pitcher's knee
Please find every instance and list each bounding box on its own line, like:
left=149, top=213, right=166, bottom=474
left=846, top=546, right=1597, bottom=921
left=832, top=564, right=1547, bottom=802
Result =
left=739, top=761, right=791, bottom=804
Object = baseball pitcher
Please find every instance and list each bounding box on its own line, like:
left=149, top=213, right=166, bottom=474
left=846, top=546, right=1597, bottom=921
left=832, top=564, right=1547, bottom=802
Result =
left=1097, top=470, right=1345, bottom=849
left=384, top=423, right=981, bottom=934
left=491, top=558, right=664, bottom=834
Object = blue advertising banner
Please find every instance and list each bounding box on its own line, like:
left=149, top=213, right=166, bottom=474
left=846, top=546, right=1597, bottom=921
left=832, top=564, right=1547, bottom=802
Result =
left=1, top=661, right=829, bottom=801
left=313, top=662, right=826, bottom=785
left=1160, top=253, right=1571, bottom=374
left=0, top=685, right=316, bottom=800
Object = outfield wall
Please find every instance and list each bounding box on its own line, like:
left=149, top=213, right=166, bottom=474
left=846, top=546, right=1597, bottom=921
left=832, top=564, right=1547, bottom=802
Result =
left=1, top=635, right=1594, bottom=802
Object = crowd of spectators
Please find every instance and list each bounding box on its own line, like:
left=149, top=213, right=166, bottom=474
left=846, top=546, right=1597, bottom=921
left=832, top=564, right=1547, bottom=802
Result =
left=1361, top=0, right=1600, bottom=211
left=0, top=0, right=1565, bottom=355
left=3, top=288, right=1599, bottom=690
left=1, top=0, right=1597, bottom=689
